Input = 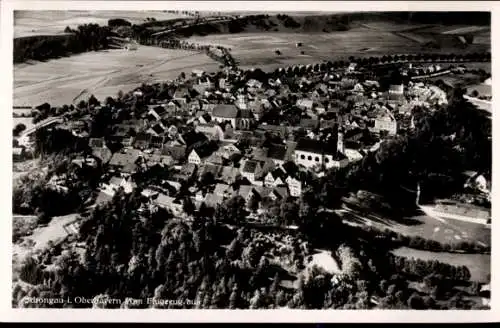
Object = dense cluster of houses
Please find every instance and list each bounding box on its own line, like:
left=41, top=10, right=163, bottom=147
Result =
left=17, top=58, right=453, bottom=219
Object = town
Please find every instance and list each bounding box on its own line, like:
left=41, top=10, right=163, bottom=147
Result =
left=12, top=10, right=491, bottom=311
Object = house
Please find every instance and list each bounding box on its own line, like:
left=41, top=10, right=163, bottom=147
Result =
left=268, top=187, right=289, bottom=202
left=188, top=149, right=203, bottom=165
left=199, top=163, right=223, bottom=180
left=133, top=132, right=152, bottom=150
left=216, top=144, right=241, bottom=159
left=389, top=84, right=404, bottom=95
left=147, top=123, right=166, bottom=137
left=213, top=183, right=232, bottom=199
left=344, top=148, right=364, bottom=163
left=220, top=166, right=241, bottom=185
left=211, top=104, right=239, bottom=129
left=294, top=138, right=348, bottom=170
left=463, top=171, right=490, bottom=194
left=179, top=130, right=209, bottom=148
left=206, top=153, right=225, bottom=166
left=296, top=99, right=314, bottom=110
left=195, top=122, right=224, bottom=141
left=266, top=143, right=288, bottom=166
left=346, top=63, right=357, bottom=73
left=238, top=109, right=255, bottom=130
left=102, top=176, right=137, bottom=196
left=108, top=149, right=142, bottom=175
left=264, top=168, right=287, bottom=187
left=173, top=163, right=197, bottom=181
left=13, top=147, right=26, bottom=162
left=149, top=136, right=166, bottom=149
left=162, top=144, right=187, bottom=162
left=240, top=160, right=263, bottom=183
left=286, top=176, right=302, bottom=197
left=155, top=193, right=184, bottom=216
left=204, top=192, right=223, bottom=209
left=147, top=105, right=167, bottom=121
left=373, top=110, right=398, bottom=136
left=89, top=137, right=106, bottom=149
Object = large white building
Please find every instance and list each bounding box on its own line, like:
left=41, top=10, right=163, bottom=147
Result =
left=293, top=133, right=349, bottom=170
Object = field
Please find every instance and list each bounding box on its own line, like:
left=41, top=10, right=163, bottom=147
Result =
left=14, top=10, right=190, bottom=38
left=187, top=26, right=490, bottom=71
left=338, top=205, right=491, bottom=247
left=13, top=46, right=219, bottom=107
left=392, top=247, right=490, bottom=283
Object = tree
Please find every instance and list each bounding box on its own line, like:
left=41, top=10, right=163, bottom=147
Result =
left=88, top=94, right=100, bottom=107
left=183, top=197, right=196, bottom=216
left=13, top=123, right=27, bottom=136
left=248, top=194, right=260, bottom=213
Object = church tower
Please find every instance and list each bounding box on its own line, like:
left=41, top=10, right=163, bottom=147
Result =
left=337, top=126, right=345, bottom=154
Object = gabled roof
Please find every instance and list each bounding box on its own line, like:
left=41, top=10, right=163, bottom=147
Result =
left=295, top=138, right=333, bottom=155
left=267, top=143, right=287, bottom=161
left=212, top=104, right=239, bottom=118
left=242, top=160, right=260, bottom=174
left=214, top=183, right=230, bottom=196
left=109, top=149, right=142, bottom=167
left=162, top=145, right=186, bottom=161
left=180, top=130, right=208, bottom=147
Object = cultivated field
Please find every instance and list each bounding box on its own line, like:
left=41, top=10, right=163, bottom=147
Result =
left=187, top=27, right=490, bottom=71
left=13, top=46, right=219, bottom=107
left=392, top=247, right=490, bottom=283
left=14, top=10, right=191, bottom=38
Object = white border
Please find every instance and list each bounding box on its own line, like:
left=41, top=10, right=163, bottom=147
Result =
left=1, top=0, right=499, bottom=323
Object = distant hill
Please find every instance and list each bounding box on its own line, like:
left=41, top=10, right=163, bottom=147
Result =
left=125, top=12, right=491, bottom=41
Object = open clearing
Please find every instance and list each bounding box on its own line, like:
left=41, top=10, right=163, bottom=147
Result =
left=15, top=10, right=190, bottom=38
left=392, top=247, right=490, bottom=283
left=187, top=28, right=489, bottom=71
left=338, top=205, right=491, bottom=246
left=14, top=46, right=219, bottom=107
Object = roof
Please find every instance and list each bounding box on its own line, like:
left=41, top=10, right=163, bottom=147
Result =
left=242, top=160, right=259, bottom=174
left=181, top=131, right=208, bottom=147
left=89, top=138, right=104, bottom=148
left=204, top=193, right=223, bottom=208
left=267, top=143, right=287, bottom=161
left=109, top=150, right=142, bottom=167
left=214, top=183, right=230, bottom=196
left=150, top=124, right=165, bottom=135
left=161, top=145, right=186, bottom=161
left=212, top=104, right=239, bottom=119
left=295, top=138, right=335, bottom=155
left=200, top=163, right=223, bottom=177
left=300, top=119, right=319, bottom=130
left=297, top=99, right=314, bottom=108
left=109, top=177, right=123, bottom=186
left=220, top=166, right=241, bottom=182
left=238, top=109, right=254, bottom=119
left=272, top=187, right=289, bottom=199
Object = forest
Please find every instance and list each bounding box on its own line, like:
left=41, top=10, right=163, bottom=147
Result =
left=14, top=24, right=111, bottom=63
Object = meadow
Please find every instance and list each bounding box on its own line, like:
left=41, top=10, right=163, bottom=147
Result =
left=392, top=247, right=490, bottom=283
left=338, top=206, right=491, bottom=247
left=187, top=26, right=490, bottom=72
left=13, top=46, right=218, bottom=107
left=14, top=10, right=190, bottom=38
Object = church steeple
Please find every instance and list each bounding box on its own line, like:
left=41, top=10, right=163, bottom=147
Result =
left=337, top=125, right=345, bottom=154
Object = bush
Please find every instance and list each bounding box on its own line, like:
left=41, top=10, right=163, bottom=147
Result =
left=108, top=18, right=132, bottom=27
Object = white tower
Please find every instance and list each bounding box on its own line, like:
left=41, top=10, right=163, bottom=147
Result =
left=416, top=183, right=421, bottom=206
left=337, top=128, right=345, bottom=154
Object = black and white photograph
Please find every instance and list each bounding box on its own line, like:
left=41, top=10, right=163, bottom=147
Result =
left=2, top=0, right=496, bottom=321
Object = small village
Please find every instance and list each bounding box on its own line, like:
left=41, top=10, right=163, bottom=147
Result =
left=11, top=24, right=492, bottom=309
left=14, top=57, right=489, bottom=222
